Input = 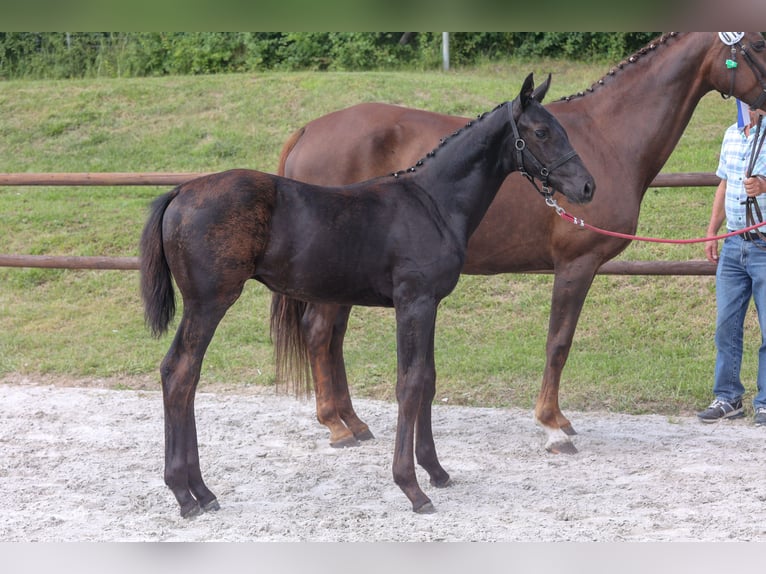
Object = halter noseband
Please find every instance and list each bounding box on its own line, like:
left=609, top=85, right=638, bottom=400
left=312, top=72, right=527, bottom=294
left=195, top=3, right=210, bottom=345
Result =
left=508, top=99, right=578, bottom=198
left=720, top=32, right=766, bottom=110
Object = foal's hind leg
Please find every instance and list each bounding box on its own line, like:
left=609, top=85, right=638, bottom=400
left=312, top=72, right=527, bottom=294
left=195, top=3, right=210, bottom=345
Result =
left=161, top=299, right=236, bottom=517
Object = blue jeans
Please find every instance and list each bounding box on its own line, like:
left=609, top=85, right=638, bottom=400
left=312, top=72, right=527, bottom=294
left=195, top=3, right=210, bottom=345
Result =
left=714, top=234, right=766, bottom=409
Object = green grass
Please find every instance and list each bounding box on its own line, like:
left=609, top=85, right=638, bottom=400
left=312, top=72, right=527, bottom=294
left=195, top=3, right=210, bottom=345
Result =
left=0, top=64, right=759, bottom=417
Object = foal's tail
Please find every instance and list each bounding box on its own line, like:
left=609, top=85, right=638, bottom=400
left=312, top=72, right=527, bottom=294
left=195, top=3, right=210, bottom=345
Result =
left=270, top=294, right=312, bottom=397
left=139, top=188, right=180, bottom=338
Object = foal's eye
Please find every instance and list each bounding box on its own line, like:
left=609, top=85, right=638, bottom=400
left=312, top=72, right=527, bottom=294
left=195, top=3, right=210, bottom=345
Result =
left=534, top=129, right=548, bottom=139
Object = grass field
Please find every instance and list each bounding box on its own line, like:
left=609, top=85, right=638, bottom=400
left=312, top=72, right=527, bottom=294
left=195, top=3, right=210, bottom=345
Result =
left=0, top=61, right=761, bottom=416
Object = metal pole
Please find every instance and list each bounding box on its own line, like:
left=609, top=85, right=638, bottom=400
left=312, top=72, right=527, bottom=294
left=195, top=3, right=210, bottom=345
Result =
left=442, top=32, right=449, bottom=71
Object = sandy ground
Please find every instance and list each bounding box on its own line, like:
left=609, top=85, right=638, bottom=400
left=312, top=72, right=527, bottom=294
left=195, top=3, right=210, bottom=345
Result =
left=2, top=374, right=766, bottom=543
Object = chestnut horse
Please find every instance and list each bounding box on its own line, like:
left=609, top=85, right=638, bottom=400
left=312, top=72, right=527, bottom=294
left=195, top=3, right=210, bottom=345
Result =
left=275, top=32, right=766, bottom=454
left=140, top=74, right=594, bottom=516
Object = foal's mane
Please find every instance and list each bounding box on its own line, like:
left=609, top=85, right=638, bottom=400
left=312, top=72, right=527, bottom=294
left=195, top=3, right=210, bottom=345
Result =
left=557, top=32, right=680, bottom=103
left=391, top=101, right=509, bottom=178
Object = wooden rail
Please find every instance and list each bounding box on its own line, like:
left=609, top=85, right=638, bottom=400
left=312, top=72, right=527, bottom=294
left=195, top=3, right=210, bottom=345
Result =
left=0, top=171, right=720, bottom=188
left=0, top=172, right=209, bottom=186
left=0, top=255, right=140, bottom=270
left=0, top=171, right=721, bottom=274
left=0, top=254, right=718, bottom=275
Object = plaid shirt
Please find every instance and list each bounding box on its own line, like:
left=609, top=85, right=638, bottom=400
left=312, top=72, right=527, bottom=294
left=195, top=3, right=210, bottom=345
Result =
left=717, top=121, right=766, bottom=231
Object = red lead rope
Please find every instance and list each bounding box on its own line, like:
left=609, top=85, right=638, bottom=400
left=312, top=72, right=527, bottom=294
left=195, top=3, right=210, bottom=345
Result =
left=545, top=197, right=766, bottom=244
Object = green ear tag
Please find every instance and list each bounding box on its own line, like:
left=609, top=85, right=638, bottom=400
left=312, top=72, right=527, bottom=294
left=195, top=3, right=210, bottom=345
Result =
left=726, top=59, right=738, bottom=69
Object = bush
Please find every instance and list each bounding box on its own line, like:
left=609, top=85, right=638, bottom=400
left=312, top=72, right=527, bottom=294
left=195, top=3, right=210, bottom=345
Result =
left=0, top=32, right=660, bottom=79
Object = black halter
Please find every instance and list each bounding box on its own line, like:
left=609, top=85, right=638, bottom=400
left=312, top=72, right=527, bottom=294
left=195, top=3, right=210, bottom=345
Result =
left=721, top=33, right=766, bottom=111
left=508, top=100, right=578, bottom=199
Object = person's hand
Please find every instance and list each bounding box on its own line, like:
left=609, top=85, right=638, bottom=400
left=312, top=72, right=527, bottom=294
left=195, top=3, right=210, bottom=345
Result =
left=744, top=175, right=766, bottom=197
left=705, top=236, right=719, bottom=264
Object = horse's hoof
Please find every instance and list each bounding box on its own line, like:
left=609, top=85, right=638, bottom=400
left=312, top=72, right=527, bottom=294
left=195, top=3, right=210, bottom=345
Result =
left=354, top=428, right=375, bottom=442
left=543, top=427, right=578, bottom=455
left=546, top=440, right=578, bottom=455
left=562, top=424, right=577, bottom=436
left=413, top=500, right=436, bottom=514
left=430, top=475, right=452, bottom=488
left=330, top=435, right=360, bottom=448
left=180, top=501, right=202, bottom=519
left=202, top=499, right=220, bottom=512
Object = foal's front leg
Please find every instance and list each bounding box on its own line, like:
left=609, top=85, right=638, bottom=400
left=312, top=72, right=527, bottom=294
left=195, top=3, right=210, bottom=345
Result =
left=415, top=372, right=451, bottom=488
left=391, top=296, right=445, bottom=513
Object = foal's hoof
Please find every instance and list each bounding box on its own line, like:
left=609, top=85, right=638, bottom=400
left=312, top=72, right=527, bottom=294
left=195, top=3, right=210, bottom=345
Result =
left=430, top=475, right=452, bottom=488
left=180, top=501, right=202, bottom=519
left=413, top=501, right=436, bottom=514
left=202, top=498, right=220, bottom=512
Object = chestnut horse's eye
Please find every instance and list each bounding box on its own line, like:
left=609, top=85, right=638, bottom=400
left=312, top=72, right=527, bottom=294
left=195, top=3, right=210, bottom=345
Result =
left=753, top=40, right=765, bottom=52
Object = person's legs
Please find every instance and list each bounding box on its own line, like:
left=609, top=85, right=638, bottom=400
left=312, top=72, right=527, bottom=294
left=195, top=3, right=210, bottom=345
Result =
left=712, top=237, right=751, bottom=404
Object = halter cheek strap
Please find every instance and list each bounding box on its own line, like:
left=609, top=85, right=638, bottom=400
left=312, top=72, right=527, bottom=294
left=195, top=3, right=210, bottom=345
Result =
left=507, top=100, right=578, bottom=198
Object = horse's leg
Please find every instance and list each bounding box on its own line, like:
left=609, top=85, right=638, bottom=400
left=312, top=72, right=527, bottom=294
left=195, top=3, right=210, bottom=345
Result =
left=535, top=261, right=597, bottom=455
left=161, top=301, right=230, bottom=517
left=329, top=305, right=373, bottom=441
left=303, top=303, right=358, bottom=447
left=391, top=296, right=440, bottom=513
left=414, top=358, right=451, bottom=488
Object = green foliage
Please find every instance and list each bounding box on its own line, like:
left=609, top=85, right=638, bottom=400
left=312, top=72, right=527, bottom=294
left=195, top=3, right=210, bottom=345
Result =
left=0, top=32, right=659, bottom=79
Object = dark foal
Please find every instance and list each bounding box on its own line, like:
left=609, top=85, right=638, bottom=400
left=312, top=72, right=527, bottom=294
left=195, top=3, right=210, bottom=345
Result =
left=140, top=73, right=594, bottom=517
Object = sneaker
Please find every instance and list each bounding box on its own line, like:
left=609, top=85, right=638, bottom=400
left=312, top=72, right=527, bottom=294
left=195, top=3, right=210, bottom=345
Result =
left=755, top=407, right=766, bottom=427
left=697, top=398, right=744, bottom=423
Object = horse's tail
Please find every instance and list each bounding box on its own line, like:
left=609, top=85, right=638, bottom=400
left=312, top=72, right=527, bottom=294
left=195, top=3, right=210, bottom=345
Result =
left=277, top=126, right=305, bottom=177
left=270, top=293, right=311, bottom=397
left=139, top=187, right=180, bottom=338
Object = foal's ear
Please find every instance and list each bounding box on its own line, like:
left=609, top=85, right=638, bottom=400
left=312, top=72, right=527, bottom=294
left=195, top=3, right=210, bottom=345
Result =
left=519, top=73, right=535, bottom=108
left=532, top=73, right=551, bottom=104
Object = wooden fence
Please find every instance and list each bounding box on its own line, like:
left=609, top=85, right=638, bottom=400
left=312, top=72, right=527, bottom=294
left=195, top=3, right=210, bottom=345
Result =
left=0, top=171, right=721, bottom=276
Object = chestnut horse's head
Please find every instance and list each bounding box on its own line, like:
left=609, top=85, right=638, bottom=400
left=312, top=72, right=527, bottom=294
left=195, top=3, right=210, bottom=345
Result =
left=709, top=32, right=766, bottom=111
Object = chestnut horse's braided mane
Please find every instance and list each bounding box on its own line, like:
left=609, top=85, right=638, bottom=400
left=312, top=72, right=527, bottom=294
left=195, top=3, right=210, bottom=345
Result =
left=558, top=32, right=681, bottom=103
left=392, top=101, right=507, bottom=178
